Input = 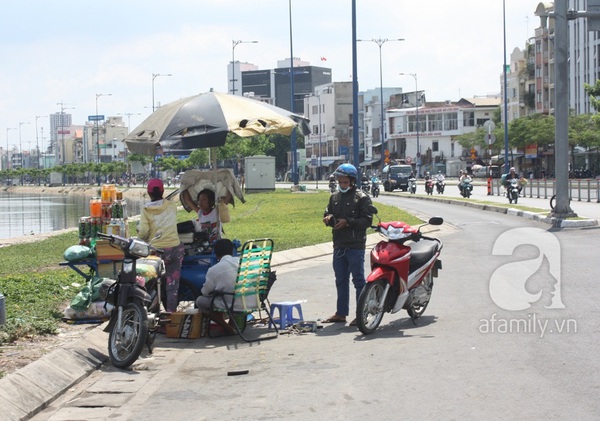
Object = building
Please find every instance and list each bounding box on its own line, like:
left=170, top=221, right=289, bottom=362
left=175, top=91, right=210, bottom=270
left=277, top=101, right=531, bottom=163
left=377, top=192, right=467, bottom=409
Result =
left=50, top=112, right=72, bottom=161
left=241, top=58, right=332, bottom=115
left=359, top=87, right=404, bottom=169
left=387, top=97, right=500, bottom=177
left=303, top=82, right=353, bottom=179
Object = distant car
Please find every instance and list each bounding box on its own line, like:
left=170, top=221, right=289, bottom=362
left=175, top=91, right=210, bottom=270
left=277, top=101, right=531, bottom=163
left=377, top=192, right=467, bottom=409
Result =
left=472, top=167, right=488, bottom=178
left=383, top=164, right=413, bottom=191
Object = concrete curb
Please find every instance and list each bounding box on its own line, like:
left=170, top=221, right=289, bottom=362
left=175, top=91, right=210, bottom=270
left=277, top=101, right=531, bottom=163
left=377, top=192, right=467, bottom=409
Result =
left=387, top=193, right=598, bottom=228
left=0, top=326, right=108, bottom=420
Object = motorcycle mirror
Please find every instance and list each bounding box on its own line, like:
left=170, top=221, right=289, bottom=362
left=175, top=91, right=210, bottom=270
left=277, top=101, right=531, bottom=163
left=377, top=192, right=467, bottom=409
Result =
left=368, top=205, right=378, bottom=214
left=428, top=217, right=443, bottom=226
left=152, top=231, right=163, bottom=241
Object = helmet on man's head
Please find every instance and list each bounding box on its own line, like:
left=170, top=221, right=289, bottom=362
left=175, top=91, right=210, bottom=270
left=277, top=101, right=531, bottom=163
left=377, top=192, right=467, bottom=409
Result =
left=510, top=167, right=516, bottom=172
left=333, top=163, right=358, bottom=181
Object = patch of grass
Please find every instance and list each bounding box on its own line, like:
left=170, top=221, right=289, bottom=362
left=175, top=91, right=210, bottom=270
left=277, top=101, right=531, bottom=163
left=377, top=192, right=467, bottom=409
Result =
left=0, top=189, right=417, bottom=345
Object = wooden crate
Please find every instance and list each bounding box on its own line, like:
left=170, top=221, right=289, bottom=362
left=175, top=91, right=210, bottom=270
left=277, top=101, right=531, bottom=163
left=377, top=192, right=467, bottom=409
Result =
left=95, top=239, right=124, bottom=261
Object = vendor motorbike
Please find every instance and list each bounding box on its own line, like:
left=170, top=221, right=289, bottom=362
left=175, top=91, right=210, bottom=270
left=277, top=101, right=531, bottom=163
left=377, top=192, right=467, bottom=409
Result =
left=409, top=176, right=417, bottom=194
left=98, top=232, right=166, bottom=369
left=356, top=208, right=444, bottom=335
left=371, top=178, right=380, bottom=198
left=507, top=178, right=520, bottom=204
left=460, top=178, right=473, bottom=198
left=435, top=178, right=445, bottom=194
left=425, top=178, right=434, bottom=195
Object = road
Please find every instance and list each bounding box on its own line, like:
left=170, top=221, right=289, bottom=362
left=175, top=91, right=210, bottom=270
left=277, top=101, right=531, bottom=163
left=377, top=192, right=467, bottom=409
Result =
left=32, top=195, right=600, bottom=420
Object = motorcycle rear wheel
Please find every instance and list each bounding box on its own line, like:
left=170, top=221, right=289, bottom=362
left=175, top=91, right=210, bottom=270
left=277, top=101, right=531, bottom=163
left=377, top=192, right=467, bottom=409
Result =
left=357, top=280, right=387, bottom=335
left=109, top=301, right=148, bottom=369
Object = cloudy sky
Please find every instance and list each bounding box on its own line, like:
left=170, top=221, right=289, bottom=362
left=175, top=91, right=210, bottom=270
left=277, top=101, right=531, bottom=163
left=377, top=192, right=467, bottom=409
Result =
left=1, top=0, right=544, bottom=151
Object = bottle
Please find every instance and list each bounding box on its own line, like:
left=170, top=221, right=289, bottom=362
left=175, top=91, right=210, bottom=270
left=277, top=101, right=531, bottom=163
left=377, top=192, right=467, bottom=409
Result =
left=90, top=198, right=102, bottom=218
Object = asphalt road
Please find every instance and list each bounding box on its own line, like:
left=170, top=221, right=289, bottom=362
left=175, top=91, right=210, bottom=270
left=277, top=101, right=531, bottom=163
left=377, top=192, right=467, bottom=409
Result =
left=32, top=195, right=600, bottom=420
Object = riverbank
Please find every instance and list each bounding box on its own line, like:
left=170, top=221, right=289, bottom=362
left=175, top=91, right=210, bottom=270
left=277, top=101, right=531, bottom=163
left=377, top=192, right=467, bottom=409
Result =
left=0, top=185, right=170, bottom=248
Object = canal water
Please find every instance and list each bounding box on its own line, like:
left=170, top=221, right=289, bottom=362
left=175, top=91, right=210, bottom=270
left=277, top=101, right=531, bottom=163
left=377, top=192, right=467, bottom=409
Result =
left=0, top=192, right=143, bottom=240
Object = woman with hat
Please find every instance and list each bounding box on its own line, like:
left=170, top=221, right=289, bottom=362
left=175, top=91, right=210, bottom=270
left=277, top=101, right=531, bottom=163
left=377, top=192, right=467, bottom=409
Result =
left=138, top=179, right=185, bottom=313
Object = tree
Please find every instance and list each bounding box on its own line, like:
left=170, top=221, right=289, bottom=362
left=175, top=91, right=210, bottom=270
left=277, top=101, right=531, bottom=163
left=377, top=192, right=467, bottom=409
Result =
left=187, top=149, right=209, bottom=168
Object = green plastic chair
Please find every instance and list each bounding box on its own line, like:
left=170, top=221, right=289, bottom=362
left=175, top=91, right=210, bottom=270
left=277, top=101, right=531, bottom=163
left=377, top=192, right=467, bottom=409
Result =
left=208, top=238, right=278, bottom=342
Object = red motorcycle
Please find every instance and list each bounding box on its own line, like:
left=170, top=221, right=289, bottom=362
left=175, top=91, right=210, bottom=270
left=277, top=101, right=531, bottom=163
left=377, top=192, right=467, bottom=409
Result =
left=425, top=178, right=434, bottom=195
left=356, top=211, right=444, bottom=335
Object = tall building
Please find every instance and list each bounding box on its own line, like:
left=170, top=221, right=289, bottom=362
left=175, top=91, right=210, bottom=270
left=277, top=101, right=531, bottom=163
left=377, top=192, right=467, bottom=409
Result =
left=50, top=112, right=72, bottom=161
left=241, top=58, right=332, bottom=115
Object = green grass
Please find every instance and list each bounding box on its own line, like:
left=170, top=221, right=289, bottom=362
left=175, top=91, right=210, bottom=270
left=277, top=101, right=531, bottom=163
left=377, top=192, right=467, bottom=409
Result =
left=0, top=189, right=418, bottom=351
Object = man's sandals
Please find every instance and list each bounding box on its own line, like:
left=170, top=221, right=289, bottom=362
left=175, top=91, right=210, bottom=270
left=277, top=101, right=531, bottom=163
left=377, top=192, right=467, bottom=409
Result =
left=323, top=315, right=358, bottom=326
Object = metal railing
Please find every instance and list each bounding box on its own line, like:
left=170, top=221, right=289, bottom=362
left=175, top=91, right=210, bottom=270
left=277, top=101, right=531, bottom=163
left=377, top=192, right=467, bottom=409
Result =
left=489, top=178, right=600, bottom=203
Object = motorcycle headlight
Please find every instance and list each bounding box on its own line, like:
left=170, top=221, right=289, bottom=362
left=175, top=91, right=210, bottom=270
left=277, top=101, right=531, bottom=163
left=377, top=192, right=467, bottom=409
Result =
left=380, top=225, right=412, bottom=241
left=129, top=239, right=150, bottom=257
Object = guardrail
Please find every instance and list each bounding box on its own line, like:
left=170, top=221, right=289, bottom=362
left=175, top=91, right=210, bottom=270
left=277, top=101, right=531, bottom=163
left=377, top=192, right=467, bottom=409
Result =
left=489, top=178, right=600, bottom=203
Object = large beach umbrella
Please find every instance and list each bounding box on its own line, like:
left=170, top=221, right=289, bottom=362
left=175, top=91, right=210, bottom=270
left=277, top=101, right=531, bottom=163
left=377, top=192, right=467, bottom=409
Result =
left=125, top=91, right=311, bottom=155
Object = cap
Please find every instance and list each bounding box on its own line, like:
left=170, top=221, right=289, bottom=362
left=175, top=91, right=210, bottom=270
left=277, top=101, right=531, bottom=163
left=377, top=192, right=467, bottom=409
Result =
left=147, top=178, right=164, bottom=193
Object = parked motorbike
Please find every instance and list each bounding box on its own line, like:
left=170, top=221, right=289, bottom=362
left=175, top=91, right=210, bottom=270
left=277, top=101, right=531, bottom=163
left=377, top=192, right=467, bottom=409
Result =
left=409, top=176, right=417, bottom=194
left=425, top=178, right=434, bottom=195
left=371, top=178, right=380, bottom=198
left=460, top=178, right=473, bottom=198
left=507, top=178, right=520, bottom=204
left=356, top=208, right=444, bottom=335
left=98, top=232, right=166, bottom=369
left=435, top=178, right=445, bottom=194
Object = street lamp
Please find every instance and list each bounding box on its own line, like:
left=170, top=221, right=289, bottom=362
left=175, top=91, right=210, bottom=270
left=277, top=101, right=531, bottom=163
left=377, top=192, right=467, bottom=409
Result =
left=5, top=127, right=15, bottom=170
left=306, top=93, right=323, bottom=189
left=95, top=93, right=112, bottom=163
left=152, top=73, right=172, bottom=112
left=358, top=37, right=404, bottom=173
left=399, top=72, right=420, bottom=176
left=231, top=40, right=258, bottom=95
left=118, top=112, right=141, bottom=129
left=18, top=122, right=31, bottom=169
left=35, top=115, right=47, bottom=169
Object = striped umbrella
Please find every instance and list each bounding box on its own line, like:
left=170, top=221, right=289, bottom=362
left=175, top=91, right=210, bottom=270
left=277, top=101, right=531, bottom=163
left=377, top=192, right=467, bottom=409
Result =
left=125, top=91, right=310, bottom=155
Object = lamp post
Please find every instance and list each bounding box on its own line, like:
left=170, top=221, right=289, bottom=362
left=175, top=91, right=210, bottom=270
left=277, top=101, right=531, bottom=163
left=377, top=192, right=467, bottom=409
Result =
left=5, top=127, right=15, bottom=170
left=358, top=37, right=404, bottom=173
left=306, top=93, right=323, bottom=189
left=399, top=73, right=420, bottom=177
left=35, top=115, right=47, bottom=169
left=231, top=40, right=258, bottom=95
left=18, top=122, right=31, bottom=169
left=95, top=93, right=112, bottom=163
left=152, top=73, right=172, bottom=112
left=118, top=112, right=141, bottom=130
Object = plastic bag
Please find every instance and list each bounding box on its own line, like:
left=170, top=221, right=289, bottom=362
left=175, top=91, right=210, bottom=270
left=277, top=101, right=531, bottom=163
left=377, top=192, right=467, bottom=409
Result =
left=63, top=245, right=92, bottom=262
left=70, top=276, right=105, bottom=310
left=218, top=201, right=231, bottom=223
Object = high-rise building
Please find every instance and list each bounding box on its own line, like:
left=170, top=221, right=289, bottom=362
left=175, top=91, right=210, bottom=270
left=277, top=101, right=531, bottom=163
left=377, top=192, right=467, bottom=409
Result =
left=50, top=112, right=72, bottom=157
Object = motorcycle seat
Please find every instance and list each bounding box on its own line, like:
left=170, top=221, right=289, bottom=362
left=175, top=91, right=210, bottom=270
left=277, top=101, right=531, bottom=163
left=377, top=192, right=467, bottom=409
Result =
left=408, top=240, right=438, bottom=274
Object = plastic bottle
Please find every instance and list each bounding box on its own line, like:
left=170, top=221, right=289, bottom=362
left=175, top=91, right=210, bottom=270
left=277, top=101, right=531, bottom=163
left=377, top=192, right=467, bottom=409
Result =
left=90, top=198, right=102, bottom=218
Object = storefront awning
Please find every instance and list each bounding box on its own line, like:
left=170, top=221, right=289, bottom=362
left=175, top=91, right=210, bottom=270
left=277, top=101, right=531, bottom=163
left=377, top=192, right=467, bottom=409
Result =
left=360, top=159, right=381, bottom=167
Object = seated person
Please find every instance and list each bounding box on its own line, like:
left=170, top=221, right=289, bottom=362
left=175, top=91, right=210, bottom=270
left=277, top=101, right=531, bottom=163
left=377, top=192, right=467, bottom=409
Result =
left=195, top=239, right=238, bottom=334
left=191, top=188, right=223, bottom=243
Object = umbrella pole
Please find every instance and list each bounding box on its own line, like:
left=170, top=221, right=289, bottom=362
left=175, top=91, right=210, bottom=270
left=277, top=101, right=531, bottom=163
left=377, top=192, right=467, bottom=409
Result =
left=211, top=147, right=218, bottom=171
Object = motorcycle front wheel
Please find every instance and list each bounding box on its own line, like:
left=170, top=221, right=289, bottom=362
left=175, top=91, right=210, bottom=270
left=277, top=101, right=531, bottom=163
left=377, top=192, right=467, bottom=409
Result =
left=357, top=280, right=387, bottom=335
left=109, top=301, right=148, bottom=369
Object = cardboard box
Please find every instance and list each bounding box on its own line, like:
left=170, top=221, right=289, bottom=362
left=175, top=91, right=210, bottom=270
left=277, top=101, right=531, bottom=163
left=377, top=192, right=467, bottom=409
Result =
left=95, top=239, right=125, bottom=261
left=166, top=312, right=204, bottom=339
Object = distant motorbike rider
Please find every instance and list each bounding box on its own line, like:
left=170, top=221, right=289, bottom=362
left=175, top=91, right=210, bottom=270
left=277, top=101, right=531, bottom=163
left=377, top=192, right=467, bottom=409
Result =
left=503, top=167, right=522, bottom=194
left=328, top=174, right=337, bottom=193
left=458, top=170, right=471, bottom=194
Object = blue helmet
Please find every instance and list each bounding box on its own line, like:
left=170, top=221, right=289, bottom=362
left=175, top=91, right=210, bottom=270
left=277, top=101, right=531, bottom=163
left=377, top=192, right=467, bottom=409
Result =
left=333, top=163, right=358, bottom=180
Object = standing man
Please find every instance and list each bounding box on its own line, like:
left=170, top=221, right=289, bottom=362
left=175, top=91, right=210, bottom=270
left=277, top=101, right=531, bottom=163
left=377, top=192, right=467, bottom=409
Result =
left=322, top=163, right=374, bottom=327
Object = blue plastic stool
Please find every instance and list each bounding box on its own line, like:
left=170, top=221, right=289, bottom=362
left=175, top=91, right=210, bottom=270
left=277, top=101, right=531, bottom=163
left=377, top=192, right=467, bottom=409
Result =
left=269, top=301, right=304, bottom=329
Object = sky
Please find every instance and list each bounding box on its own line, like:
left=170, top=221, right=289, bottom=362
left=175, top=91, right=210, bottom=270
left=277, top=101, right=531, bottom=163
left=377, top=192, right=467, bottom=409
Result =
left=0, top=0, right=545, bottom=152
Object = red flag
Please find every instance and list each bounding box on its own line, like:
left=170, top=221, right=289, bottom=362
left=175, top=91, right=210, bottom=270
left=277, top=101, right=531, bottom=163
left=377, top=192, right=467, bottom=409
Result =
left=320, top=57, right=327, bottom=61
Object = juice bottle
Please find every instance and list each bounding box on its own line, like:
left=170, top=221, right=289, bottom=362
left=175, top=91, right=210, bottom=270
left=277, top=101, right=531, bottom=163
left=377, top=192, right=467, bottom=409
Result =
left=109, top=184, right=117, bottom=202
left=101, top=185, right=110, bottom=202
left=90, top=198, right=102, bottom=218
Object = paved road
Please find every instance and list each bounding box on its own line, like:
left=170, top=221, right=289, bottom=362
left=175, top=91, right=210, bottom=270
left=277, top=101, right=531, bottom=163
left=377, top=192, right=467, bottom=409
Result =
left=30, top=195, right=600, bottom=420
